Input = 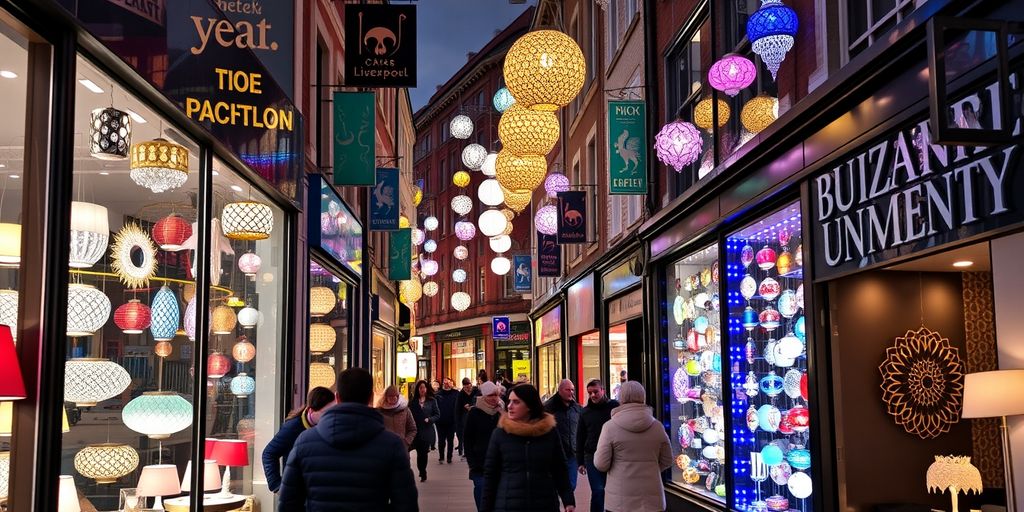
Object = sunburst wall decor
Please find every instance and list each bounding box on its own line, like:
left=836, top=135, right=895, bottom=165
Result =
left=879, top=326, right=964, bottom=439
left=110, top=223, right=157, bottom=289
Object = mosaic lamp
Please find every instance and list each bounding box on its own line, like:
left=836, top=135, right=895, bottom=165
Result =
left=154, top=341, right=172, bottom=358
left=89, top=107, right=132, bottom=160
left=655, top=121, right=703, bottom=171
left=309, top=362, right=336, bottom=389
left=493, top=87, right=516, bottom=112
left=136, top=464, right=180, bottom=509
left=420, top=259, right=439, bottom=277
left=129, top=139, right=189, bottom=193
left=455, top=221, right=476, bottom=241
left=462, top=143, right=488, bottom=170
left=496, top=151, right=547, bottom=194
left=491, top=256, right=511, bottom=276
left=926, top=456, right=983, bottom=512
left=451, top=291, right=471, bottom=312
left=122, top=391, right=193, bottom=439
left=69, top=201, right=109, bottom=268
left=747, top=0, right=799, bottom=80
left=67, top=284, right=111, bottom=337
left=452, top=269, right=468, bottom=283
left=0, top=326, right=24, bottom=400
left=222, top=201, right=274, bottom=240
left=489, top=235, right=512, bottom=253
left=450, top=114, right=474, bottom=140
left=708, top=54, right=757, bottom=97
left=412, top=228, right=426, bottom=246
left=534, top=205, right=559, bottom=236
left=498, top=103, right=559, bottom=155
left=544, top=172, right=570, bottom=198
left=73, top=443, right=139, bottom=484
left=423, top=281, right=439, bottom=297
left=211, top=305, right=237, bottom=334
left=478, top=178, right=505, bottom=207
left=151, top=214, right=192, bottom=251
left=502, top=188, right=532, bottom=214
left=181, top=459, right=222, bottom=493
left=480, top=152, right=498, bottom=177
left=451, top=195, right=473, bottom=216
left=478, top=209, right=508, bottom=238
left=400, top=279, right=423, bottom=304
left=230, top=373, right=256, bottom=397
left=64, top=358, right=131, bottom=406
left=694, top=96, right=731, bottom=132
left=113, top=299, right=151, bottom=334
left=424, top=216, right=439, bottom=231
left=503, top=30, right=586, bottom=111
left=424, top=239, right=437, bottom=253
left=741, top=95, right=780, bottom=134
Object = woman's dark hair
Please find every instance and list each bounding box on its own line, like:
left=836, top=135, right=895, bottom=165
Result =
left=477, top=369, right=489, bottom=382
left=508, top=384, right=545, bottom=420
left=411, top=379, right=435, bottom=400
left=285, top=386, right=336, bottom=420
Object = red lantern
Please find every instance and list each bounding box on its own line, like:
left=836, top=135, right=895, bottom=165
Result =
left=208, top=351, right=231, bottom=379
left=778, top=412, right=795, bottom=434
left=152, top=214, right=192, bottom=251
left=787, top=405, right=810, bottom=432
left=756, top=246, right=777, bottom=270
left=114, top=299, right=151, bottom=334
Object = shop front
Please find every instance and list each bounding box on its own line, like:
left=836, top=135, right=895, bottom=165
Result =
left=494, top=322, right=532, bottom=384
left=604, top=284, right=644, bottom=402
left=435, top=326, right=485, bottom=384
left=567, top=274, right=598, bottom=403
left=533, top=304, right=564, bottom=401
left=372, top=286, right=398, bottom=403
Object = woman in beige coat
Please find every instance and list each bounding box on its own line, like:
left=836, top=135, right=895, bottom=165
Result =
left=593, top=380, right=673, bottom=512
left=377, top=384, right=417, bottom=450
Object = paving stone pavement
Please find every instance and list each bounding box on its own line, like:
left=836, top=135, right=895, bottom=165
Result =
left=412, top=450, right=591, bottom=511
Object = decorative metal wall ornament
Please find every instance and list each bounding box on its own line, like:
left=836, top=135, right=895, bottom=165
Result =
left=879, top=326, right=965, bottom=439
left=109, top=223, right=158, bottom=289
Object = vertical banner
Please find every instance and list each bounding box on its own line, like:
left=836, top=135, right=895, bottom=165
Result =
left=371, top=167, right=400, bottom=231
left=538, top=232, right=562, bottom=277
left=492, top=316, right=510, bottom=340
left=512, top=255, right=532, bottom=292
left=389, top=228, right=411, bottom=280
left=556, top=191, right=587, bottom=244
left=608, top=100, right=648, bottom=194
left=333, top=92, right=375, bottom=186
left=344, top=3, right=417, bottom=87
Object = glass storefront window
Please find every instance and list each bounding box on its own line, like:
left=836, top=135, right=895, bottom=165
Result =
left=725, top=202, right=808, bottom=512
left=309, top=260, right=350, bottom=388
left=537, top=342, right=562, bottom=401
left=372, top=329, right=394, bottom=404
left=607, top=325, right=629, bottom=400
left=665, top=244, right=723, bottom=502
left=578, top=332, right=599, bottom=402
left=443, top=339, right=480, bottom=383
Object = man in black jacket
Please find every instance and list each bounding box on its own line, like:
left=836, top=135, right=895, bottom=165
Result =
left=278, top=368, right=417, bottom=511
left=463, top=381, right=502, bottom=512
left=454, top=377, right=480, bottom=457
left=575, top=379, right=619, bottom=512
left=543, top=379, right=582, bottom=491
left=434, top=377, right=459, bottom=463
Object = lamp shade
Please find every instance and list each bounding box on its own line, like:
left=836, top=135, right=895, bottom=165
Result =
left=453, top=269, right=468, bottom=283
left=130, top=139, right=189, bottom=193
left=237, top=306, right=260, bottom=328
left=504, top=29, right=586, bottom=111
left=237, top=252, right=262, bottom=276
left=741, top=95, right=780, bottom=134
left=57, top=475, right=80, bottom=512
left=694, top=97, right=730, bottom=131
left=655, top=121, right=703, bottom=171
left=451, top=292, right=471, bottom=312
left=0, top=289, right=17, bottom=342
left=0, top=326, right=24, bottom=400
left=708, top=54, right=757, bottom=96
left=454, top=246, right=469, bottom=260
left=230, top=373, right=256, bottom=397
left=122, top=391, right=193, bottom=439
left=310, top=323, right=336, bottom=354
left=478, top=209, right=508, bottom=238
left=0, top=451, right=8, bottom=500
left=502, top=188, right=532, bottom=213
left=478, top=179, right=505, bottom=207
left=232, top=336, right=256, bottom=363
left=489, top=235, right=512, bottom=253
left=0, top=223, right=21, bottom=265
left=498, top=103, right=559, bottom=156
left=480, top=152, right=498, bottom=176
left=154, top=341, right=173, bottom=358
left=222, top=201, right=274, bottom=240
left=423, top=216, right=439, bottom=231
left=64, top=358, right=131, bottom=407
left=89, top=107, right=132, bottom=160
left=400, top=279, right=423, bottom=304
left=453, top=171, right=471, bottom=188
left=73, top=443, right=139, bottom=484
left=208, top=352, right=230, bottom=379
left=491, top=257, right=511, bottom=276
left=534, top=205, right=559, bottom=236
left=310, top=286, right=336, bottom=316
left=67, top=283, right=112, bottom=337
left=544, top=173, right=570, bottom=198
left=424, top=239, right=437, bottom=253
left=926, top=455, right=983, bottom=495
left=151, top=214, right=192, bottom=251
left=136, top=464, right=181, bottom=497
left=181, top=459, right=222, bottom=492
left=423, top=282, right=439, bottom=297
left=69, top=201, right=109, bottom=268
left=211, top=305, right=237, bottom=334
left=962, top=369, right=1024, bottom=418
left=210, top=439, right=249, bottom=467
left=183, top=297, right=198, bottom=341
left=462, top=144, right=488, bottom=170
left=309, top=362, right=336, bottom=389
left=493, top=87, right=516, bottom=112
left=420, top=259, right=438, bottom=277
left=455, top=221, right=476, bottom=241
left=450, top=114, right=473, bottom=139
left=747, top=0, right=799, bottom=80
left=495, top=151, right=547, bottom=193
left=113, top=300, right=151, bottom=334
left=451, top=195, right=473, bottom=216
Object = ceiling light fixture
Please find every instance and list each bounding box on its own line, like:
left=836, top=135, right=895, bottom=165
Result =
left=952, top=261, right=974, bottom=268
left=79, top=79, right=104, bottom=94
left=0, top=71, right=16, bottom=79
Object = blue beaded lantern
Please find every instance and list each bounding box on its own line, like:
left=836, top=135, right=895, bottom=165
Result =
left=230, top=373, right=256, bottom=397
left=150, top=285, right=179, bottom=341
left=794, top=315, right=806, bottom=341
left=493, top=87, right=516, bottom=113
left=746, top=0, right=799, bottom=80
left=759, top=371, right=784, bottom=397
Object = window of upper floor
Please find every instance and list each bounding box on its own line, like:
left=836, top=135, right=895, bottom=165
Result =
left=844, top=0, right=926, bottom=61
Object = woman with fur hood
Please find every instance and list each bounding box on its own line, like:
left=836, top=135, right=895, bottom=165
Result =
left=377, top=385, right=417, bottom=450
left=482, top=384, right=575, bottom=512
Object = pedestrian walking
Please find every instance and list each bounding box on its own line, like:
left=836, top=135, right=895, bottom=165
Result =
left=482, top=384, right=575, bottom=512
left=377, top=384, right=417, bottom=450
left=593, top=381, right=672, bottom=512
left=455, top=377, right=480, bottom=457
left=543, top=379, right=582, bottom=491
left=477, top=369, right=489, bottom=387
left=463, top=381, right=503, bottom=511
left=575, top=379, right=619, bottom=512
left=435, top=377, right=459, bottom=463
left=261, top=387, right=337, bottom=494
left=408, top=379, right=440, bottom=481
left=277, top=368, right=417, bottom=511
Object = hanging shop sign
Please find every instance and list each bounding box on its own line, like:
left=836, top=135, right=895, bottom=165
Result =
left=409, top=336, right=424, bottom=356
left=556, top=191, right=587, bottom=244
left=811, top=71, right=1024, bottom=279
left=344, top=4, right=417, bottom=87
left=308, top=176, right=363, bottom=275
left=512, top=255, right=532, bottom=292
left=371, top=168, right=400, bottom=231
left=334, top=92, right=376, bottom=186
left=608, top=101, right=648, bottom=195
left=397, top=352, right=417, bottom=379
left=537, top=232, right=562, bottom=277
left=492, top=316, right=510, bottom=340
left=388, top=228, right=412, bottom=281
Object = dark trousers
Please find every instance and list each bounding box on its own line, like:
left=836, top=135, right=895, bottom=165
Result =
left=470, top=474, right=485, bottom=511
left=414, top=439, right=429, bottom=478
left=585, top=460, right=607, bottom=512
left=455, top=416, right=466, bottom=454
left=437, top=423, right=455, bottom=462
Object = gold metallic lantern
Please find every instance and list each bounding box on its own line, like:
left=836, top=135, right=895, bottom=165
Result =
left=73, top=443, right=139, bottom=484
left=495, top=151, right=547, bottom=194
left=211, top=305, right=237, bottom=334
left=129, top=139, right=189, bottom=193
left=310, top=286, right=336, bottom=316
left=498, top=104, right=559, bottom=156
left=502, top=187, right=533, bottom=214
left=694, top=97, right=731, bottom=132
left=740, top=95, right=779, bottom=134
left=503, top=30, right=586, bottom=111
left=310, top=323, right=336, bottom=354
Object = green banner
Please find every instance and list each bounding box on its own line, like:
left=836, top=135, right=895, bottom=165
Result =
left=608, top=100, right=647, bottom=195
left=389, top=228, right=412, bottom=280
left=333, top=92, right=376, bottom=186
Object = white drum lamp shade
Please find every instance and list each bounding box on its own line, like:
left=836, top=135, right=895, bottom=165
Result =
left=69, top=201, right=109, bottom=268
left=181, top=459, right=221, bottom=492
left=478, top=209, right=507, bottom=237
left=64, top=358, right=131, bottom=407
left=57, top=475, right=80, bottom=512
left=0, top=223, right=21, bottom=266
left=122, top=391, right=193, bottom=439
left=136, top=464, right=181, bottom=505
left=222, top=201, right=274, bottom=241
left=73, top=443, right=139, bottom=484
left=491, top=257, right=511, bottom=275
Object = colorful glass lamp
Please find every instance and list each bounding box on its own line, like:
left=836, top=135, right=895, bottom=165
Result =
left=746, top=0, right=799, bottom=80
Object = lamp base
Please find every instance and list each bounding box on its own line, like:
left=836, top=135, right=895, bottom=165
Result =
left=1001, top=417, right=1017, bottom=512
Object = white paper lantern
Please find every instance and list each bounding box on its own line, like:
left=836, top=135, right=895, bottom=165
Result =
left=462, top=144, right=488, bottom=169
left=423, top=282, right=439, bottom=297
left=412, top=228, right=425, bottom=246
left=478, top=209, right=508, bottom=237
left=69, top=201, right=109, bottom=268
left=237, top=306, right=260, bottom=328
left=451, top=291, right=471, bottom=312
left=454, top=246, right=469, bottom=260
left=491, top=257, right=511, bottom=275
left=478, top=179, right=505, bottom=206
left=67, top=283, right=111, bottom=337
left=424, top=240, right=437, bottom=253
left=489, top=235, right=512, bottom=253
left=421, top=259, right=439, bottom=277
left=122, top=391, right=193, bottom=439
left=424, top=216, right=439, bottom=231
left=481, top=152, right=498, bottom=176
left=535, top=205, right=559, bottom=235
left=238, top=252, right=262, bottom=276
left=64, top=358, right=131, bottom=407
left=453, top=269, right=468, bottom=283
left=450, top=115, right=474, bottom=139
left=451, top=195, right=473, bottom=216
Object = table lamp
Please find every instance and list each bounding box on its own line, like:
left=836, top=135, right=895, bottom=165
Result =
left=962, top=369, right=1024, bottom=512
left=181, top=459, right=221, bottom=493
left=209, top=439, right=248, bottom=497
left=57, top=475, right=80, bottom=512
left=927, top=455, right=983, bottom=512
left=0, top=326, right=26, bottom=400
left=136, top=464, right=181, bottom=511
left=1, top=403, right=69, bottom=435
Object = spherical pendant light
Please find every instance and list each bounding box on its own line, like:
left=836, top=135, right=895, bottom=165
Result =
left=310, top=323, right=336, bottom=354
left=114, top=300, right=152, bottom=334
left=453, top=269, right=468, bottom=283
left=491, top=256, right=511, bottom=275
left=454, top=246, right=469, bottom=260
left=453, top=171, right=472, bottom=188
left=451, top=195, right=473, bottom=216
left=502, top=188, right=532, bottom=213
left=478, top=179, right=505, bottom=206
left=74, top=443, right=139, bottom=484
left=0, top=289, right=16, bottom=342
left=238, top=252, right=262, bottom=276
left=741, top=95, right=780, bottom=134
left=708, top=54, right=757, bottom=96
left=544, top=173, right=570, bottom=198
left=489, top=235, right=512, bottom=253
left=423, top=282, right=439, bottom=297
left=493, top=87, right=516, bottom=112
left=222, top=201, right=274, bottom=240
left=420, top=259, right=439, bottom=277
left=211, top=305, right=237, bottom=334
left=67, top=283, right=111, bottom=337
left=154, top=341, right=173, bottom=358
left=0, top=223, right=20, bottom=266
left=424, top=239, right=437, bottom=253
left=122, top=391, right=193, bottom=439
left=504, top=30, right=586, bottom=111
left=309, top=362, right=336, bottom=389
left=230, top=373, right=256, bottom=397
left=451, top=291, right=471, bottom=312
left=424, top=216, right=439, bottom=231
left=655, top=121, right=703, bottom=171
left=150, top=285, right=178, bottom=341
left=462, top=144, right=488, bottom=170
left=747, top=0, right=799, bottom=80
left=129, top=138, right=189, bottom=193
left=310, top=286, right=336, bottom=316
left=450, top=115, right=474, bottom=140
left=455, top=221, right=476, bottom=241
left=496, top=151, right=547, bottom=194
left=478, top=209, right=508, bottom=237
left=69, top=201, right=109, bottom=269
left=400, top=279, right=423, bottom=304
left=64, top=358, right=131, bottom=407
left=151, top=214, right=192, bottom=251
left=480, top=152, right=498, bottom=176
left=232, top=336, right=256, bottom=362
left=184, top=297, right=198, bottom=341
left=498, top=104, right=559, bottom=155
left=398, top=215, right=410, bottom=229
left=90, top=107, right=132, bottom=160
left=237, top=306, right=260, bottom=328
left=207, top=352, right=231, bottom=379
left=694, top=97, right=731, bottom=131
left=534, top=205, right=559, bottom=235
left=412, top=228, right=426, bottom=246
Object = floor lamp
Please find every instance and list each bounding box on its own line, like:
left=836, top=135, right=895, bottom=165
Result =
left=962, top=369, right=1024, bottom=512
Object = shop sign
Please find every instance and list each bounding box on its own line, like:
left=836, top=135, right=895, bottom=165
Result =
left=538, top=232, right=561, bottom=277
left=371, top=168, right=400, bottom=231
left=512, top=359, right=531, bottom=382
left=556, top=191, right=587, bottom=244
left=492, top=316, right=510, bottom=340
left=308, top=176, right=363, bottom=275
left=602, top=256, right=641, bottom=298
left=512, top=255, right=532, bottom=292
left=535, top=305, right=562, bottom=346
left=388, top=228, right=411, bottom=281
left=608, top=101, right=647, bottom=195
left=409, top=335, right=424, bottom=356
left=811, top=72, right=1024, bottom=278
left=333, top=92, right=376, bottom=186
left=567, top=274, right=596, bottom=336
left=208, top=0, right=295, bottom=99
left=607, top=288, right=643, bottom=325
left=437, top=326, right=484, bottom=341
left=497, top=322, right=531, bottom=348
left=344, top=4, right=417, bottom=87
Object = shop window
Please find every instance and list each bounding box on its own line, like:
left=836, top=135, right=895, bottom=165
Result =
left=664, top=14, right=712, bottom=199
left=845, top=0, right=924, bottom=60
left=371, top=330, right=394, bottom=404
left=444, top=339, right=480, bottom=383
left=537, top=342, right=562, bottom=402
left=309, top=261, right=350, bottom=384
left=607, top=324, right=629, bottom=400
left=719, top=1, right=780, bottom=158
left=578, top=332, right=600, bottom=403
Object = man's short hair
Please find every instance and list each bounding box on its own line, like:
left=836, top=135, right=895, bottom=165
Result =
left=462, top=377, right=471, bottom=386
left=337, top=367, right=373, bottom=405
left=586, top=379, right=604, bottom=390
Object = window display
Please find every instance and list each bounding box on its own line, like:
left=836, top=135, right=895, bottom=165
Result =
left=607, top=324, right=628, bottom=401
left=309, top=259, right=350, bottom=385
left=725, top=203, right=809, bottom=511
left=578, top=332, right=599, bottom=401
left=665, top=244, right=724, bottom=502
left=443, top=339, right=480, bottom=383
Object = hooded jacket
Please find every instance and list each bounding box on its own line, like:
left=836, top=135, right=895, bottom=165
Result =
left=378, top=396, right=417, bottom=450
left=593, top=403, right=673, bottom=512
left=277, top=403, right=418, bottom=512
left=482, top=413, right=575, bottom=512
left=463, top=396, right=502, bottom=477
left=575, top=398, right=619, bottom=464
left=261, top=408, right=313, bottom=492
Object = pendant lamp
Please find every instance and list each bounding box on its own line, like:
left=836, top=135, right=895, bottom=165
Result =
left=73, top=443, right=139, bottom=484
left=309, top=362, right=336, bottom=389
left=232, top=336, right=256, bottom=363
left=504, top=29, right=586, bottom=111
left=64, top=358, right=131, bottom=406
left=90, top=107, right=132, bottom=160
left=0, top=289, right=15, bottom=342
left=69, top=201, right=109, bottom=268
left=113, top=299, right=151, bottom=334
left=222, top=201, right=274, bottom=240
left=211, top=305, right=237, bottom=334
left=130, top=139, right=189, bottom=193
left=310, top=323, right=336, bottom=354
left=122, top=391, right=192, bottom=439
left=67, top=284, right=111, bottom=337
left=151, top=214, right=192, bottom=251
left=230, top=373, right=256, bottom=397
left=207, top=352, right=230, bottom=379
left=0, top=223, right=20, bottom=266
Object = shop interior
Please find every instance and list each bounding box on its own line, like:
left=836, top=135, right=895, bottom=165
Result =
left=577, top=331, right=599, bottom=403
left=308, top=261, right=350, bottom=392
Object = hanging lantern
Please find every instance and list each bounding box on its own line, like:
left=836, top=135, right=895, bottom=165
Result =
left=451, top=195, right=473, bottom=216
left=544, top=173, right=570, bottom=198
left=741, top=95, right=779, bottom=134
left=0, top=223, right=19, bottom=266
left=489, top=235, right=512, bottom=253
left=496, top=151, right=547, bottom=193
left=450, top=115, right=474, bottom=139
left=453, top=269, right=468, bottom=283
left=453, top=171, right=472, bottom=188
left=424, top=216, right=439, bottom=231
left=493, top=87, right=516, bottom=112
left=129, top=139, right=189, bottom=193
left=455, top=221, right=476, bottom=241
left=498, top=103, right=559, bottom=155
left=182, top=282, right=196, bottom=303
left=122, top=391, right=193, bottom=439
left=420, top=259, right=439, bottom=277
left=114, top=300, right=152, bottom=334
left=230, top=373, right=256, bottom=397
left=211, top=305, right=237, bottom=334
left=238, top=252, right=262, bottom=276
left=64, top=358, right=131, bottom=407
left=534, top=205, right=559, bottom=235
left=450, top=291, right=471, bottom=312
left=480, top=152, right=498, bottom=176
left=73, top=443, right=139, bottom=484
left=67, top=283, right=111, bottom=337
left=310, top=323, right=336, bottom=354
left=503, top=221, right=514, bottom=237
left=423, top=282, right=439, bottom=297
left=454, top=246, right=469, bottom=260
left=491, top=257, right=511, bottom=276
left=0, top=289, right=18, bottom=342
left=310, top=286, right=336, bottom=316
left=69, top=201, right=110, bottom=269
left=502, top=188, right=532, bottom=213
left=424, top=239, right=437, bottom=253
left=151, top=214, right=192, bottom=251
left=655, top=121, right=703, bottom=171
left=207, top=352, right=231, bottom=379
left=237, top=306, right=259, bottom=328
left=747, top=0, right=799, bottom=80
left=232, top=336, right=256, bottom=362
left=400, top=279, right=423, bottom=304
left=503, top=30, right=586, bottom=111
left=184, top=297, right=198, bottom=341
left=478, top=178, right=505, bottom=207
left=478, top=209, right=508, bottom=238
left=398, top=215, right=410, bottom=229
left=694, top=97, right=731, bottom=132
left=462, top=144, right=488, bottom=170
left=309, top=362, right=336, bottom=389
left=412, top=228, right=426, bottom=246
left=411, top=185, right=423, bottom=206
left=150, top=285, right=178, bottom=341
left=89, top=107, right=132, bottom=160
left=708, top=54, right=757, bottom=96
left=222, top=201, right=274, bottom=240
left=154, top=341, right=173, bottom=358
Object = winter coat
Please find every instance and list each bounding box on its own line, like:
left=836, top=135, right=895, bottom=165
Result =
left=409, top=397, right=440, bottom=447
left=593, top=403, right=673, bottom=512
left=575, top=398, right=619, bottom=464
left=543, top=396, right=581, bottom=461
left=456, top=387, right=481, bottom=425
left=278, top=402, right=417, bottom=512
left=482, top=413, right=575, bottom=512
left=378, top=397, right=417, bottom=450
left=463, top=398, right=501, bottom=477
left=435, top=388, right=459, bottom=427
left=261, top=408, right=313, bottom=492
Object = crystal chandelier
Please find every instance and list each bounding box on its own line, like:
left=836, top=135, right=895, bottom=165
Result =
left=747, top=0, right=799, bottom=80
left=69, top=201, right=109, bottom=269
left=90, top=107, right=132, bottom=160
left=129, top=138, right=189, bottom=193
left=451, top=291, right=471, bottom=312
left=655, top=121, right=703, bottom=171
left=535, top=205, right=559, bottom=235
left=504, top=30, right=586, bottom=111
left=122, top=391, right=193, bottom=439
left=67, top=283, right=111, bottom=337
left=462, top=144, right=488, bottom=169
left=450, top=115, right=474, bottom=139
left=708, top=54, right=757, bottom=97
left=73, top=443, right=139, bottom=484
left=222, top=201, right=274, bottom=240
left=64, top=358, right=131, bottom=406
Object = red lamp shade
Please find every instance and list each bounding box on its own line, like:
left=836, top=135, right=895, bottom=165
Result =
left=0, top=325, right=25, bottom=400
left=204, top=438, right=218, bottom=459
left=113, top=300, right=152, bottom=334
left=207, top=352, right=230, bottom=379
left=152, top=214, right=192, bottom=251
left=210, top=439, right=249, bottom=467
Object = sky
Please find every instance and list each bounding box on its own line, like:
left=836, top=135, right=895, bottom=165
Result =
left=410, top=0, right=535, bottom=111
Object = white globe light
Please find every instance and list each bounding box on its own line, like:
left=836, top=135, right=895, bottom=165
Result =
left=454, top=245, right=469, bottom=260
left=453, top=269, right=468, bottom=283
left=237, top=306, right=260, bottom=328
left=489, top=235, right=512, bottom=253
left=421, top=259, right=439, bottom=277
left=478, top=209, right=508, bottom=238
left=450, top=115, right=474, bottom=139
left=478, top=179, right=505, bottom=206
left=64, top=358, right=131, bottom=407
left=67, top=283, right=111, bottom=337
left=451, top=291, right=471, bottom=312
left=455, top=221, right=476, bottom=241
left=491, top=256, right=511, bottom=275
left=423, top=282, right=439, bottom=297
left=480, top=152, right=498, bottom=176
left=451, top=195, right=473, bottom=216
left=535, top=205, right=559, bottom=235
left=424, top=239, right=437, bottom=253
left=787, top=471, right=812, bottom=499
left=462, top=144, right=488, bottom=169
left=424, top=216, right=439, bottom=231
left=412, top=228, right=425, bottom=246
